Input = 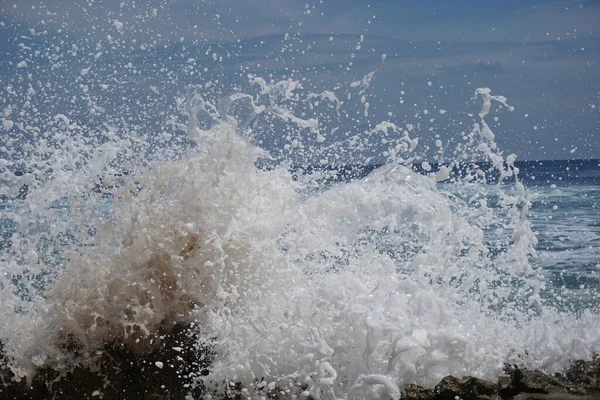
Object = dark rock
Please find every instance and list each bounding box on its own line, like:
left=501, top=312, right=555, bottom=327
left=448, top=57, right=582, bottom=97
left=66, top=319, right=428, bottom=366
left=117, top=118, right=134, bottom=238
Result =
left=551, top=356, right=600, bottom=398
left=565, top=357, right=600, bottom=386
left=508, top=394, right=546, bottom=400
left=0, top=322, right=211, bottom=399
left=404, top=383, right=436, bottom=400
left=434, top=376, right=463, bottom=400
left=4, top=337, right=600, bottom=400
left=510, top=394, right=600, bottom=400
left=499, top=363, right=523, bottom=398
left=463, top=376, right=498, bottom=398
left=519, top=368, right=564, bottom=393
left=497, top=363, right=600, bottom=400
left=498, top=364, right=562, bottom=398
left=434, top=375, right=498, bottom=400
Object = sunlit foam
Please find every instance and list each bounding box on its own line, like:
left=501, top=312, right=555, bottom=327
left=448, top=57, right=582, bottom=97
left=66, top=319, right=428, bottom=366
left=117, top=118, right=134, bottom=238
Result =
left=0, top=76, right=598, bottom=398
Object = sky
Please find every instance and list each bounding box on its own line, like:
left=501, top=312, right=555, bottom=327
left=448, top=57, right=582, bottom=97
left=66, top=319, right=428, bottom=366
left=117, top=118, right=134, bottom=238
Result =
left=1, top=0, right=599, bottom=162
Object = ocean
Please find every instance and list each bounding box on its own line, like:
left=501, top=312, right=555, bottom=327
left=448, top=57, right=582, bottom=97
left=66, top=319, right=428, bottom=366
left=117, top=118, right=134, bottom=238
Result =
left=1, top=6, right=600, bottom=399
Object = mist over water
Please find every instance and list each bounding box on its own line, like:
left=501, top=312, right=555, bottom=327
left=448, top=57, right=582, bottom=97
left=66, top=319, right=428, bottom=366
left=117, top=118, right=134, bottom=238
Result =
left=1, top=3, right=599, bottom=399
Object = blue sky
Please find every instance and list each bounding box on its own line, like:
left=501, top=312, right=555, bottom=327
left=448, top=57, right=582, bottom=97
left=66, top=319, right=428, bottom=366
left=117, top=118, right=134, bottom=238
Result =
left=1, top=0, right=599, bottom=161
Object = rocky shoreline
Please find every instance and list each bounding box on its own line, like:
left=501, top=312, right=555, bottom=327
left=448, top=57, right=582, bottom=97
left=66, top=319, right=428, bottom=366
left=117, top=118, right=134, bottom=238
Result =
left=1, top=323, right=599, bottom=400
left=403, top=360, right=600, bottom=400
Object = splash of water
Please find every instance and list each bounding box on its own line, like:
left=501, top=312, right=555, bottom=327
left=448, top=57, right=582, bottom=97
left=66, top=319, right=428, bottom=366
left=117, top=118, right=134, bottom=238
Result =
left=0, top=15, right=598, bottom=399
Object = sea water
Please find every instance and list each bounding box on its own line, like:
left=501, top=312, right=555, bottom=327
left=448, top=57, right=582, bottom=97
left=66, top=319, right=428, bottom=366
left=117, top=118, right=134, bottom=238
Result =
left=1, top=7, right=599, bottom=400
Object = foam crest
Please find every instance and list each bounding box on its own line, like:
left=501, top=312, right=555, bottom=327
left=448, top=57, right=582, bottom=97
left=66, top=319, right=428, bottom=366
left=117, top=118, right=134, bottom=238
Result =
left=0, top=74, right=598, bottom=399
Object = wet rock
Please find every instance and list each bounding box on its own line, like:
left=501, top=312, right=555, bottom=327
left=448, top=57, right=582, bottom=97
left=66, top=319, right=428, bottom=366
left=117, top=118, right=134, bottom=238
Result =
left=499, top=364, right=525, bottom=398
left=560, top=358, right=600, bottom=398
left=509, top=394, right=600, bottom=400
left=499, top=364, right=561, bottom=398
left=497, top=363, right=600, bottom=400
left=434, top=376, right=463, bottom=399
left=507, top=394, right=547, bottom=400
left=434, top=375, right=498, bottom=400
left=4, top=342, right=600, bottom=400
left=464, top=376, right=498, bottom=398
left=520, top=368, right=564, bottom=393
left=0, top=322, right=210, bottom=399
left=565, top=358, right=600, bottom=387
left=404, top=383, right=436, bottom=400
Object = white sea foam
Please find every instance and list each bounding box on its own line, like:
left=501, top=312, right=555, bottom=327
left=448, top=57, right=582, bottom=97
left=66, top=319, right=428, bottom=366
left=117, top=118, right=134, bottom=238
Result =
left=0, top=42, right=598, bottom=400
